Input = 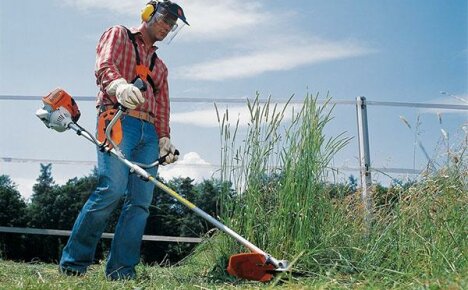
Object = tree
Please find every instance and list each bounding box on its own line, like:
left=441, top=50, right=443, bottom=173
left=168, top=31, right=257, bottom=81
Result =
left=25, top=164, right=62, bottom=261
left=28, top=164, right=58, bottom=227
left=0, top=175, right=27, bottom=259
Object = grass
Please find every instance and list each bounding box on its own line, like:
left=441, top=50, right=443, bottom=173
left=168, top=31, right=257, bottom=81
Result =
left=215, top=93, right=353, bottom=270
left=210, top=92, right=467, bottom=288
left=0, top=258, right=465, bottom=289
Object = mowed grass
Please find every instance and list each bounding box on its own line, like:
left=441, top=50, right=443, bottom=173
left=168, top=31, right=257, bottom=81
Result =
left=0, top=259, right=465, bottom=290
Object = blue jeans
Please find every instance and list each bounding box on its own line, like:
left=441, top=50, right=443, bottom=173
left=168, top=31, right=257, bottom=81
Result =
left=60, top=115, right=159, bottom=279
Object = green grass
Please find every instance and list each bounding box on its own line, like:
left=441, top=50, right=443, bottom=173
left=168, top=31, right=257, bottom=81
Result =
left=215, top=93, right=354, bottom=269
left=0, top=259, right=465, bottom=289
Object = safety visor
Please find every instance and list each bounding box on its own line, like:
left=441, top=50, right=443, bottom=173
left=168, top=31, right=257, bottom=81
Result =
left=151, top=2, right=189, bottom=43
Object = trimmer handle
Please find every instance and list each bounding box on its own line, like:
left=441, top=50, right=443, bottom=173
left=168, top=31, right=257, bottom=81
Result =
left=132, top=78, right=147, bottom=92
left=158, top=149, right=180, bottom=165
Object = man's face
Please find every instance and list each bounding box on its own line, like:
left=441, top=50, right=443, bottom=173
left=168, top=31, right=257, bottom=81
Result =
left=149, top=12, right=178, bottom=41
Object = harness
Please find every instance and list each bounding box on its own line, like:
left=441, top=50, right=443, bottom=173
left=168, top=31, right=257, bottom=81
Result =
left=122, top=26, right=158, bottom=94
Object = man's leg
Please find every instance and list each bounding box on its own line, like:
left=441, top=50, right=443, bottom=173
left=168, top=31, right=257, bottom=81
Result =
left=106, top=120, right=158, bottom=280
left=59, top=150, right=129, bottom=274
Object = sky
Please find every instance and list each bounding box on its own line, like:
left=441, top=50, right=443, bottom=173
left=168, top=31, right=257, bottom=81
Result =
left=0, top=0, right=467, bottom=200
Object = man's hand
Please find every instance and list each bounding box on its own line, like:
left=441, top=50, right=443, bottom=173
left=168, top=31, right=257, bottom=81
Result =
left=159, top=137, right=178, bottom=165
left=106, top=78, right=145, bottom=109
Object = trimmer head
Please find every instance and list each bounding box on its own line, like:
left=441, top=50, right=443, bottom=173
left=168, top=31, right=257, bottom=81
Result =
left=227, top=253, right=282, bottom=282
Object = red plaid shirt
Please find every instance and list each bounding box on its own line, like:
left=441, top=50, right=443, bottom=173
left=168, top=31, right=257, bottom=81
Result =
left=95, top=25, right=170, bottom=138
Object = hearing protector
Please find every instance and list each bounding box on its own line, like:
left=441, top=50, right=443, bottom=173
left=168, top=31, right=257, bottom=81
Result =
left=141, top=1, right=160, bottom=22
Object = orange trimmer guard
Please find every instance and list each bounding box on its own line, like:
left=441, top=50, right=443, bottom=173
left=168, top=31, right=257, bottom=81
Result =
left=227, top=253, right=276, bottom=282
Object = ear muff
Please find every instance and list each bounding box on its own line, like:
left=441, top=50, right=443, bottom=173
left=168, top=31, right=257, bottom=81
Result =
left=141, top=2, right=157, bottom=22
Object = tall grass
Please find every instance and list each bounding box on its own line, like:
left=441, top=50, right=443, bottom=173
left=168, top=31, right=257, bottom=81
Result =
left=206, top=92, right=466, bottom=287
left=214, top=92, right=351, bottom=269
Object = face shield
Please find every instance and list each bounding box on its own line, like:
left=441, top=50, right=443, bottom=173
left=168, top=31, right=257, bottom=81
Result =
left=149, top=2, right=189, bottom=44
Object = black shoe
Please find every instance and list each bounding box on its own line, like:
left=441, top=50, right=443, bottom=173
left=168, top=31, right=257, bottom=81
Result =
left=59, top=267, right=84, bottom=277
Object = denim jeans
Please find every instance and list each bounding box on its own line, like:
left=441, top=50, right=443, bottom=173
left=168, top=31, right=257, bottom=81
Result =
left=59, top=115, right=159, bottom=279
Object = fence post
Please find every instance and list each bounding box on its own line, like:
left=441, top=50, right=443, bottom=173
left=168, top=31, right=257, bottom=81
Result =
left=356, top=96, right=372, bottom=229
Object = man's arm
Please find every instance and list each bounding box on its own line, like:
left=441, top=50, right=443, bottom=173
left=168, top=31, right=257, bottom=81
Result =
left=95, top=26, right=127, bottom=91
left=154, top=69, right=170, bottom=138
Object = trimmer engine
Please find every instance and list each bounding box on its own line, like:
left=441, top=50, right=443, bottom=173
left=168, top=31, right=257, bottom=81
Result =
left=36, top=88, right=81, bottom=132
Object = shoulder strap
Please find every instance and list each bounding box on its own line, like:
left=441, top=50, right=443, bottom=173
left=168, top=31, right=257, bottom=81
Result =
left=121, top=25, right=158, bottom=94
left=149, top=52, right=157, bottom=71
left=122, top=26, right=141, bottom=65
left=147, top=53, right=158, bottom=93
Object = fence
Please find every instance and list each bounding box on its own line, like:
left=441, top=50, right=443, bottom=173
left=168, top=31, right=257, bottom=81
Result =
left=0, top=226, right=201, bottom=243
left=1, top=95, right=467, bottom=239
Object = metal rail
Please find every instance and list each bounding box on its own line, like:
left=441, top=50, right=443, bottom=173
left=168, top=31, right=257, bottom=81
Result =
left=0, top=226, right=202, bottom=243
left=1, top=95, right=467, bottom=110
left=0, top=157, right=425, bottom=175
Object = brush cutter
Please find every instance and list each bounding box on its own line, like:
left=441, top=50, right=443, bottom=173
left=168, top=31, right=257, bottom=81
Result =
left=35, top=88, right=289, bottom=282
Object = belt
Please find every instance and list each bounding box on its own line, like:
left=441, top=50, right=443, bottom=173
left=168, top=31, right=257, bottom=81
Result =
left=99, top=105, right=156, bottom=124
left=126, top=109, right=156, bottom=124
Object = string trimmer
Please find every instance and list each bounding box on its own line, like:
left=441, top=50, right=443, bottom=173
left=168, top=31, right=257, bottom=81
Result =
left=35, top=88, right=289, bottom=282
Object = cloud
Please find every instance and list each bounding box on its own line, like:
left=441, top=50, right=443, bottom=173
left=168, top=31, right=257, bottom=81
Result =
left=174, top=39, right=374, bottom=81
left=178, top=0, right=269, bottom=40
left=64, top=0, right=375, bottom=81
left=171, top=103, right=302, bottom=128
left=62, top=0, right=268, bottom=40
left=158, top=152, right=217, bottom=181
left=62, top=0, right=139, bottom=15
left=171, top=107, right=220, bottom=127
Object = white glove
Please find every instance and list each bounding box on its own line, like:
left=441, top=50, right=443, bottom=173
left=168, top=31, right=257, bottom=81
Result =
left=159, top=137, right=178, bottom=165
left=106, top=78, right=145, bottom=109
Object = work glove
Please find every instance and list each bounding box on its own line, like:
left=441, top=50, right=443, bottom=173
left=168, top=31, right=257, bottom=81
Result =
left=106, top=78, right=145, bottom=109
left=159, top=137, right=178, bottom=165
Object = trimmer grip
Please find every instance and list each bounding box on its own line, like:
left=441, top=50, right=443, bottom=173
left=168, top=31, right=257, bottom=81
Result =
left=158, top=149, right=180, bottom=164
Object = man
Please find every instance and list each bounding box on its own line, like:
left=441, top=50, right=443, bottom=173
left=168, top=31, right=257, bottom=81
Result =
left=59, top=0, right=188, bottom=280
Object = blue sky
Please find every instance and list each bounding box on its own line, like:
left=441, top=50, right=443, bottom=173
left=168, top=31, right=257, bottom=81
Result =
left=1, top=0, right=467, bottom=199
